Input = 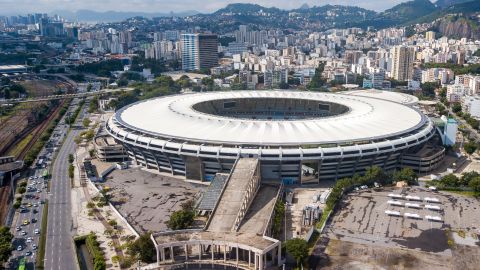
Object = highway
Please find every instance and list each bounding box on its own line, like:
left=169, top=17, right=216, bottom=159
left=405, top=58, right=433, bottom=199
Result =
left=44, top=98, right=88, bottom=270
left=7, top=99, right=79, bottom=269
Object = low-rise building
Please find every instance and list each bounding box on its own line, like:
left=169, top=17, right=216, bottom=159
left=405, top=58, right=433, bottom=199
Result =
left=94, top=135, right=128, bottom=162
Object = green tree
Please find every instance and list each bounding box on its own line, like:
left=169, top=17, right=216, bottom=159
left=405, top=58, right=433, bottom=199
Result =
left=68, top=164, right=75, bottom=179
left=363, top=166, right=387, bottom=185
left=17, top=187, right=26, bottom=194
left=13, top=201, right=21, bottom=209
left=284, top=238, right=309, bottom=267
left=464, top=141, right=478, bottom=155
left=127, top=233, right=156, bottom=263
left=108, top=219, right=118, bottom=227
left=392, top=168, right=418, bottom=185
left=468, top=177, right=480, bottom=194
left=166, top=210, right=195, bottom=230
left=68, top=154, right=74, bottom=163
left=0, top=226, right=14, bottom=263
left=420, top=82, right=438, bottom=98
left=117, top=78, right=129, bottom=87
left=452, top=103, right=462, bottom=114
left=278, top=81, right=289, bottom=89
left=460, top=171, right=480, bottom=186
left=83, top=118, right=91, bottom=128
left=440, top=174, right=460, bottom=187
left=307, top=63, right=326, bottom=91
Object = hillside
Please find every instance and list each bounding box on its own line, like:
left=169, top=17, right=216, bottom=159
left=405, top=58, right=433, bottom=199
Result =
left=91, top=1, right=480, bottom=37
left=349, top=0, right=438, bottom=29
left=435, top=0, right=473, bottom=9
left=434, top=14, right=480, bottom=39
left=408, top=0, right=480, bottom=25
left=194, top=3, right=378, bottom=32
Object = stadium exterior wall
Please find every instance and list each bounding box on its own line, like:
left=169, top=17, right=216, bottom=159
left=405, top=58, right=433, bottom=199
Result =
left=106, top=106, right=441, bottom=184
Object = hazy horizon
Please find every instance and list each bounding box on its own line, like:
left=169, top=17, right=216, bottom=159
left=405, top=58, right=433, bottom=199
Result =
left=0, top=0, right=434, bottom=15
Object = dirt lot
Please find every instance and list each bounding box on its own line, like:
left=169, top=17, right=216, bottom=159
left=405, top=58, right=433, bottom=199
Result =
left=317, top=186, right=480, bottom=269
left=103, top=167, right=203, bottom=233
left=322, top=239, right=452, bottom=270
left=326, top=187, right=480, bottom=253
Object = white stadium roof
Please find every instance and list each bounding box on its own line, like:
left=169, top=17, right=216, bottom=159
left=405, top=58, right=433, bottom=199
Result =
left=344, top=90, right=419, bottom=105
left=116, top=91, right=426, bottom=146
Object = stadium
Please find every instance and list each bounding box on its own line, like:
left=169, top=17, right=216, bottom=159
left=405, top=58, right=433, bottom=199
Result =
left=106, top=90, right=444, bottom=184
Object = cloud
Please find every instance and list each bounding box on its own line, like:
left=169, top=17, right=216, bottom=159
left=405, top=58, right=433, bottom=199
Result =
left=0, top=0, right=425, bottom=15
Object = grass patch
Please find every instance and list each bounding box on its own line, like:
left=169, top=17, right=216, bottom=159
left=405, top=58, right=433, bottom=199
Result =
left=36, top=200, right=48, bottom=269
left=316, top=209, right=332, bottom=230
left=7, top=133, right=33, bottom=157
left=24, top=100, right=71, bottom=166
left=443, top=190, right=477, bottom=197
left=307, top=230, right=320, bottom=253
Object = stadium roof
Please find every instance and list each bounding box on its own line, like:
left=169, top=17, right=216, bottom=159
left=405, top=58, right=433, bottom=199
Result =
left=116, top=91, right=426, bottom=146
left=344, top=89, right=419, bottom=105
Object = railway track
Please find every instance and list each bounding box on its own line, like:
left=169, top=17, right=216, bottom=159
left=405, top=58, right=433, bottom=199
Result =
left=0, top=100, right=67, bottom=224
left=0, top=186, right=11, bottom=224
left=16, top=99, right=67, bottom=160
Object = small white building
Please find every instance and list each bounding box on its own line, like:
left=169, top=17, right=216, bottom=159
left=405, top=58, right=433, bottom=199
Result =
left=463, top=95, right=480, bottom=118
left=440, top=115, right=458, bottom=146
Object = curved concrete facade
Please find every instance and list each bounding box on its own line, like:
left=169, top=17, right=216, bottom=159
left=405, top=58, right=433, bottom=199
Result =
left=106, top=91, right=440, bottom=183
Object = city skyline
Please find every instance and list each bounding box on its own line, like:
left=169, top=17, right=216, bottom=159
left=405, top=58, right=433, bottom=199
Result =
left=0, top=0, right=430, bottom=15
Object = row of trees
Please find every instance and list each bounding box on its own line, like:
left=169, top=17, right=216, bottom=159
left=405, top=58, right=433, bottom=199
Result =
left=24, top=100, right=71, bottom=166
left=109, top=76, right=181, bottom=110
left=431, top=171, right=480, bottom=194
left=452, top=102, right=480, bottom=131
left=423, top=62, right=480, bottom=75
left=76, top=59, right=124, bottom=78
left=0, top=79, right=27, bottom=100
left=0, top=226, right=13, bottom=264
left=325, top=167, right=417, bottom=210
left=85, top=233, right=106, bottom=270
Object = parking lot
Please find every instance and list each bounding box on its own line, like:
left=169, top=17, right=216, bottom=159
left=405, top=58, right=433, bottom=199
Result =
left=9, top=170, right=47, bottom=268
left=326, top=187, right=480, bottom=253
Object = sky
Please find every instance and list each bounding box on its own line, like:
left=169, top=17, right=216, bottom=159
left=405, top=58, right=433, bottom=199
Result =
left=0, top=0, right=433, bottom=15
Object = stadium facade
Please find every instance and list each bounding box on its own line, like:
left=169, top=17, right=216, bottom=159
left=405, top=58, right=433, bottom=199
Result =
left=106, top=90, right=443, bottom=184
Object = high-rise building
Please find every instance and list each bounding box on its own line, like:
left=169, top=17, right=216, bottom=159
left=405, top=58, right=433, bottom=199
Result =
left=39, top=18, right=64, bottom=37
left=425, top=31, right=436, bottom=41
left=391, top=46, right=415, bottom=81
left=181, top=34, right=218, bottom=71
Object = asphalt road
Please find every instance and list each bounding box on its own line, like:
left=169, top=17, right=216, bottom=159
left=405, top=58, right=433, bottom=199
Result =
left=8, top=99, right=80, bottom=269
left=448, top=107, right=480, bottom=142
left=44, top=99, right=87, bottom=270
